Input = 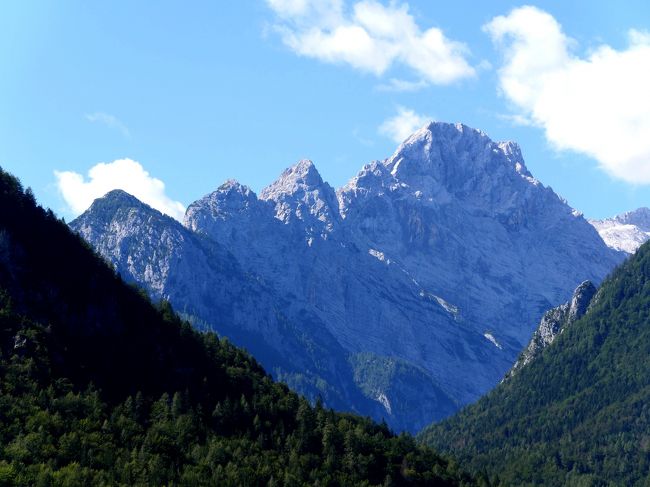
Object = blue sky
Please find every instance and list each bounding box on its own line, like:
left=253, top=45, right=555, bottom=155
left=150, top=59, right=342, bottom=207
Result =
left=1, top=1, right=650, bottom=220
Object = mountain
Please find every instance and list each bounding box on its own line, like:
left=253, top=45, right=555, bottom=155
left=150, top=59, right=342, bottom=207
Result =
left=70, top=187, right=389, bottom=423
left=71, top=121, right=623, bottom=433
left=0, top=168, right=484, bottom=485
left=419, top=241, right=650, bottom=485
left=590, top=207, right=650, bottom=254
left=503, top=280, right=596, bottom=380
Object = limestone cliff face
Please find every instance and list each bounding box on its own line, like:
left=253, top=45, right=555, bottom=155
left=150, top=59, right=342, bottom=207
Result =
left=505, top=280, right=598, bottom=380
left=71, top=121, right=623, bottom=432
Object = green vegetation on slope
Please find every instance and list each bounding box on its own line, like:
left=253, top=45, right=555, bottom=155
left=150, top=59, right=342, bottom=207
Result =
left=420, top=241, right=650, bottom=486
left=0, top=168, right=483, bottom=486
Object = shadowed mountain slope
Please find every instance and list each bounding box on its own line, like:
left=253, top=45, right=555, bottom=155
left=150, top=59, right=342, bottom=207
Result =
left=420, top=242, right=650, bottom=485
left=0, top=167, right=483, bottom=485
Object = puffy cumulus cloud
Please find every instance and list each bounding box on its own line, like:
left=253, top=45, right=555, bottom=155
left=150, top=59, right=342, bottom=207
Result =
left=266, top=0, right=475, bottom=85
left=379, top=106, right=431, bottom=143
left=55, top=159, right=186, bottom=221
left=485, top=6, right=650, bottom=183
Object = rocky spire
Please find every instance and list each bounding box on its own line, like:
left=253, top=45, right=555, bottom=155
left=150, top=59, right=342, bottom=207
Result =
left=260, top=159, right=341, bottom=236
left=260, top=159, right=325, bottom=200
left=505, top=280, right=597, bottom=380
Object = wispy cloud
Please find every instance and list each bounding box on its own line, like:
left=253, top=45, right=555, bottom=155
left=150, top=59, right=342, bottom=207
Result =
left=495, top=112, right=534, bottom=127
left=352, top=127, right=374, bottom=146
left=55, top=158, right=185, bottom=220
left=85, top=112, right=130, bottom=138
left=486, top=6, right=650, bottom=183
left=265, top=0, right=475, bottom=86
left=379, top=106, right=432, bottom=144
left=376, top=78, right=429, bottom=92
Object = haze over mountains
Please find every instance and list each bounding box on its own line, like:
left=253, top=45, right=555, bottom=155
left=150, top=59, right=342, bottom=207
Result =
left=71, top=121, right=624, bottom=432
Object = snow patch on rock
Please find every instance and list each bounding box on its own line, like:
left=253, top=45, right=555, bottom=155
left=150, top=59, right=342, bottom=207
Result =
left=377, top=392, right=392, bottom=415
left=483, top=332, right=502, bottom=350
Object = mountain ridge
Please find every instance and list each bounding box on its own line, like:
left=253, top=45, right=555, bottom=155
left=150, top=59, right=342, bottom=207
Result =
left=71, top=121, right=624, bottom=432
left=0, top=166, right=480, bottom=486
left=590, top=207, right=650, bottom=254
left=419, top=238, right=650, bottom=485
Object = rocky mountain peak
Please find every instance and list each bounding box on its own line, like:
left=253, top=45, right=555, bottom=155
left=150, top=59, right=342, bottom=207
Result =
left=183, top=180, right=262, bottom=236
left=260, top=159, right=324, bottom=200
left=97, top=189, right=149, bottom=209
left=212, top=179, right=256, bottom=203
left=260, top=159, right=340, bottom=235
left=381, top=122, right=542, bottom=203
left=386, top=122, right=489, bottom=179
left=568, top=280, right=597, bottom=322
left=590, top=207, right=650, bottom=254
left=217, top=178, right=253, bottom=194
left=497, top=141, right=533, bottom=179
left=505, top=280, right=597, bottom=379
left=617, top=207, right=650, bottom=228
left=75, top=189, right=167, bottom=230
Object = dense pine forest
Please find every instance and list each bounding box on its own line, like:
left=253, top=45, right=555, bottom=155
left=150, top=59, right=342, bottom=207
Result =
left=0, top=167, right=484, bottom=485
left=420, top=239, right=650, bottom=485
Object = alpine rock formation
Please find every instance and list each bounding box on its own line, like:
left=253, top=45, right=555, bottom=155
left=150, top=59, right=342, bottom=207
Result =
left=589, top=207, right=650, bottom=254
left=504, top=280, right=597, bottom=379
left=71, top=121, right=623, bottom=432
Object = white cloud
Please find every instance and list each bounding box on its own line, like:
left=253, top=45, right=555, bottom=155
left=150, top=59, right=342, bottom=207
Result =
left=267, top=0, right=341, bottom=19
left=485, top=6, right=650, bottom=183
left=379, top=106, right=431, bottom=143
left=85, top=112, right=130, bottom=138
left=376, top=78, right=429, bottom=92
left=266, top=0, right=475, bottom=85
left=55, top=158, right=186, bottom=221
left=496, top=112, right=534, bottom=127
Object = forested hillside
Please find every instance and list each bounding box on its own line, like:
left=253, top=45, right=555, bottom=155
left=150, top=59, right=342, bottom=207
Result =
left=0, top=167, right=482, bottom=486
left=420, top=240, right=650, bottom=485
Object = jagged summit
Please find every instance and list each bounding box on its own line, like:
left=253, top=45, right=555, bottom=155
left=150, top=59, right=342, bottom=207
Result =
left=615, top=207, right=650, bottom=227
left=402, top=121, right=488, bottom=145
left=260, top=159, right=340, bottom=234
left=260, top=159, right=325, bottom=200
left=497, top=140, right=534, bottom=178
left=590, top=207, right=650, bottom=254
left=210, top=178, right=257, bottom=203
left=183, top=179, right=261, bottom=234
left=568, top=280, right=598, bottom=321
left=77, top=189, right=169, bottom=226
left=99, top=188, right=147, bottom=207
left=217, top=178, right=251, bottom=193
left=381, top=121, right=538, bottom=195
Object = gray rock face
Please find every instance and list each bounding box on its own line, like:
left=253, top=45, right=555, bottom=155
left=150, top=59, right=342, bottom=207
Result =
left=505, top=280, right=597, bottom=379
left=71, top=121, right=623, bottom=433
left=71, top=189, right=378, bottom=420
left=590, top=207, right=650, bottom=254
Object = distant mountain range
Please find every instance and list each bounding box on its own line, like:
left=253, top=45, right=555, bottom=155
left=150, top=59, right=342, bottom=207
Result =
left=589, top=207, right=650, bottom=253
left=71, top=121, right=624, bottom=432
